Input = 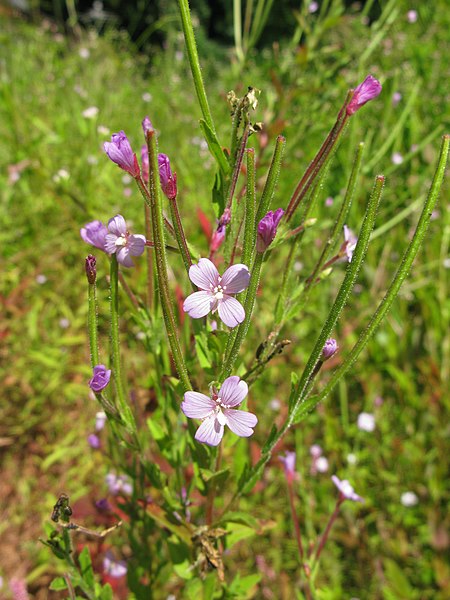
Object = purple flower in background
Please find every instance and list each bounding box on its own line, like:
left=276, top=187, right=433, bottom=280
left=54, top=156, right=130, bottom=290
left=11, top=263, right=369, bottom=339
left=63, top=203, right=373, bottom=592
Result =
left=392, top=91, right=402, bottom=106
left=158, top=153, right=177, bottom=200
left=80, top=220, right=108, bottom=251
left=95, top=411, right=107, bottom=431
left=103, top=552, right=127, bottom=578
left=256, top=208, right=284, bottom=252
left=407, top=10, right=418, bottom=23
left=89, top=364, right=111, bottom=392
left=87, top=433, right=101, bottom=449
left=346, top=75, right=382, bottom=116
left=331, top=475, right=364, bottom=502
left=342, top=225, right=357, bottom=262
left=391, top=151, right=404, bottom=165
left=104, top=131, right=140, bottom=178
left=181, top=376, right=257, bottom=446
left=210, top=209, right=232, bottom=254
left=104, top=214, right=146, bottom=268
left=310, top=444, right=322, bottom=458
left=322, top=338, right=338, bottom=360
left=105, top=473, right=133, bottom=496
left=183, top=258, right=250, bottom=328
left=142, top=115, right=154, bottom=136
left=85, top=254, right=97, bottom=284
left=9, top=578, right=30, bottom=600
left=279, top=451, right=296, bottom=483
left=141, top=144, right=149, bottom=183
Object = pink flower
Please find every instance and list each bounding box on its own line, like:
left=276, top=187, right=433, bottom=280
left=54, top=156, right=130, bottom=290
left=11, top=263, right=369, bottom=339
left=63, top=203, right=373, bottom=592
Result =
left=95, top=411, right=107, bottom=431
left=89, top=364, right=111, bottom=392
left=104, top=214, right=146, bottom=268
left=346, top=75, right=382, bottom=116
left=103, top=551, right=127, bottom=578
left=256, top=208, right=284, bottom=252
left=181, top=376, right=257, bottom=446
left=142, top=115, right=154, bottom=136
left=103, top=131, right=140, bottom=178
left=183, top=258, right=250, bottom=328
left=158, top=153, right=177, bottom=199
left=279, top=451, right=296, bottom=483
left=331, top=475, right=364, bottom=502
left=80, top=220, right=108, bottom=251
left=357, top=412, right=376, bottom=432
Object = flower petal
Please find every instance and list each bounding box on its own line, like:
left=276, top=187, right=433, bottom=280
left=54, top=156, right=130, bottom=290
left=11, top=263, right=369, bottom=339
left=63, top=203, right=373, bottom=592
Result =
left=188, top=258, right=219, bottom=290
left=221, top=264, right=250, bottom=294
left=195, top=416, right=224, bottom=446
left=223, top=408, right=257, bottom=437
left=108, top=214, right=127, bottom=237
left=104, top=233, right=118, bottom=254
left=219, top=376, right=248, bottom=407
left=117, top=246, right=134, bottom=267
left=217, top=295, right=245, bottom=328
left=182, top=392, right=216, bottom=419
left=127, top=234, right=146, bottom=256
left=183, top=291, right=213, bottom=319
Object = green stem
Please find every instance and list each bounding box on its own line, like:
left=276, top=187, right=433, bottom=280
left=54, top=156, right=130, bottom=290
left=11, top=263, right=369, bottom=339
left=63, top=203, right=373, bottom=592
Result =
left=146, top=130, right=192, bottom=392
left=88, top=282, right=99, bottom=368
left=144, top=203, right=154, bottom=309
left=294, top=135, right=450, bottom=422
left=242, top=148, right=256, bottom=266
left=255, top=135, right=286, bottom=224
left=221, top=252, right=264, bottom=380
left=168, top=197, right=194, bottom=286
left=178, top=0, right=217, bottom=135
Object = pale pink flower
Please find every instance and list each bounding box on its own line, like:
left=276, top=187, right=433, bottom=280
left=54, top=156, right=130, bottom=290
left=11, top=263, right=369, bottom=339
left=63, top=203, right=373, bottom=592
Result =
left=332, top=475, right=364, bottom=502
left=104, top=214, right=146, bottom=268
left=183, top=258, right=250, bottom=328
left=104, top=131, right=140, bottom=178
left=346, top=75, right=382, bottom=116
left=181, top=376, right=257, bottom=446
left=357, top=412, right=376, bottom=432
left=342, top=225, right=357, bottom=262
left=279, top=451, right=296, bottom=482
left=407, top=10, right=418, bottom=23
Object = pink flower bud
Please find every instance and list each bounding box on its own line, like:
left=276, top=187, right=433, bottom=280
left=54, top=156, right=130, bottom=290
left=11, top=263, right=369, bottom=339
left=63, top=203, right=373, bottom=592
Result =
left=158, top=153, right=177, bottom=199
left=346, top=75, right=382, bottom=116
left=103, top=131, right=140, bottom=178
left=256, top=208, right=284, bottom=253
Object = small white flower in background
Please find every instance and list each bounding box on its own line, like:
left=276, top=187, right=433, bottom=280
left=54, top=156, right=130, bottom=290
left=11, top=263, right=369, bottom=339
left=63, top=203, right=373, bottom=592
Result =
left=36, top=274, right=47, bottom=284
left=308, top=1, right=319, bottom=13
left=357, top=412, right=376, bottom=432
left=391, top=152, right=404, bottom=165
left=407, top=10, right=418, bottom=23
left=142, top=92, right=152, bottom=103
left=392, top=91, right=402, bottom=106
left=97, top=125, right=110, bottom=136
left=135, top=331, right=146, bottom=340
left=103, top=552, right=127, bottom=578
left=346, top=453, right=358, bottom=465
left=95, top=411, right=107, bottom=431
left=270, top=398, right=281, bottom=411
left=79, top=47, right=90, bottom=59
left=59, top=317, right=70, bottom=329
left=82, top=106, right=99, bottom=119
left=443, top=258, right=450, bottom=269
left=316, top=456, right=329, bottom=473
left=309, top=444, right=322, bottom=458
left=430, top=210, right=440, bottom=221
left=175, top=50, right=184, bottom=61
left=294, top=261, right=303, bottom=272
left=401, top=491, right=419, bottom=507
left=122, top=174, right=132, bottom=185
left=53, top=168, right=70, bottom=183
left=87, top=155, right=98, bottom=165
left=332, top=475, right=364, bottom=502
left=123, top=187, right=132, bottom=198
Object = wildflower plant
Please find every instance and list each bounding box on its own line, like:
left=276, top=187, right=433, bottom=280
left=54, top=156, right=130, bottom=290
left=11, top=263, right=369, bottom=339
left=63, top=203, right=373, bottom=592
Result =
left=42, top=0, right=449, bottom=597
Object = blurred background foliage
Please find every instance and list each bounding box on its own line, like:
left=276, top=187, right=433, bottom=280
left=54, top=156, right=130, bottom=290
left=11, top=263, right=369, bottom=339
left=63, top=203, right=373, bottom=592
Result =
left=1, top=0, right=449, bottom=598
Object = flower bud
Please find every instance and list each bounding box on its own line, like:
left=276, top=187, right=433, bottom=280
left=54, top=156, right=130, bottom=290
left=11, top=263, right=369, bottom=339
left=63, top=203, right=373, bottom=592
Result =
left=322, top=338, right=338, bottom=360
left=103, top=131, right=140, bottom=178
left=141, top=144, right=149, bottom=183
left=346, top=75, right=382, bottom=116
left=256, top=208, right=284, bottom=253
left=158, top=153, right=177, bottom=199
left=142, top=115, right=154, bottom=137
left=85, top=254, right=97, bottom=284
left=89, top=364, right=111, bottom=392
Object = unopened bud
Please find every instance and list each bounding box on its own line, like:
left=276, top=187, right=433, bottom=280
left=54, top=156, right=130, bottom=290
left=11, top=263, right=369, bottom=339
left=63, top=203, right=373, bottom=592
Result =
left=322, top=338, right=338, bottom=360
left=85, top=254, right=97, bottom=284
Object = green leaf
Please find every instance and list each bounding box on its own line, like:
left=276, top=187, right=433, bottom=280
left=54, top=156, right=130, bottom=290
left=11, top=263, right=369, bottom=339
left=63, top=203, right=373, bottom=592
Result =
left=383, top=558, right=418, bottom=599
left=200, top=467, right=230, bottom=488
left=194, top=331, right=213, bottom=369
left=49, top=577, right=67, bottom=591
left=167, top=535, right=193, bottom=580
left=225, top=523, right=256, bottom=548
left=228, top=573, right=261, bottom=597
left=142, top=459, right=164, bottom=489
left=216, top=511, right=258, bottom=529
left=262, top=425, right=278, bottom=454
left=99, top=583, right=114, bottom=600
left=199, top=119, right=230, bottom=176
left=78, top=546, right=95, bottom=589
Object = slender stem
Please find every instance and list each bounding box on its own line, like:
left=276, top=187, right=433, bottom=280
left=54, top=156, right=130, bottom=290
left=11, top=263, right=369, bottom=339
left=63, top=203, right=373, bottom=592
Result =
left=88, top=281, right=99, bottom=368
left=295, top=135, right=450, bottom=422
left=206, top=442, right=223, bottom=526
left=145, top=130, right=192, bottom=392
left=221, top=252, right=264, bottom=380
left=118, top=271, right=140, bottom=310
left=312, top=499, right=343, bottom=564
left=144, top=203, right=153, bottom=308
left=287, top=481, right=304, bottom=560
left=242, top=148, right=256, bottom=266
left=255, top=135, right=286, bottom=224
left=168, top=196, right=194, bottom=286
left=226, top=125, right=250, bottom=211
left=178, top=0, right=217, bottom=135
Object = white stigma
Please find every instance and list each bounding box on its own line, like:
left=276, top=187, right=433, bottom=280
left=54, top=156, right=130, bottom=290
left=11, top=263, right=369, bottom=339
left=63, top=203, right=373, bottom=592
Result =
left=115, top=234, right=127, bottom=247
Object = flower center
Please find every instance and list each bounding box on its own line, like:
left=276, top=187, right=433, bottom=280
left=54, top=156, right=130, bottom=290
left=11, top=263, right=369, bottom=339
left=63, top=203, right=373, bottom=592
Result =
left=115, top=234, right=128, bottom=247
left=213, top=285, right=226, bottom=300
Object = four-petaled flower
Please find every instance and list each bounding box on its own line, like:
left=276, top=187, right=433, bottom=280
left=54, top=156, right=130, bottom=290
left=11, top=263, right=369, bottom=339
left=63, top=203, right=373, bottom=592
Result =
left=331, top=475, right=364, bottom=503
left=183, top=258, right=250, bottom=328
left=104, top=131, right=140, bottom=178
left=89, top=364, right=111, bottom=392
left=256, top=208, right=284, bottom=253
left=80, top=220, right=108, bottom=251
left=181, top=376, right=257, bottom=446
left=104, top=214, right=146, bottom=268
left=346, top=75, right=382, bottom=116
